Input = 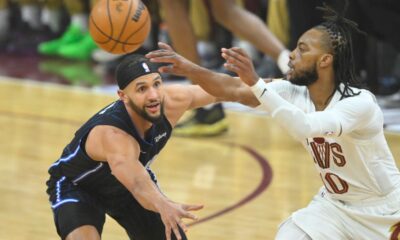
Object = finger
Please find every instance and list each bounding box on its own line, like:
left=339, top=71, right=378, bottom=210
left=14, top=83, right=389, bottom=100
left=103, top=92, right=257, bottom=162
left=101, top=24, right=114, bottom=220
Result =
left=222, top=53, right=248, bottom=70
left=229, top=48, right=251, bottom=64
left=223, top=62, right=251, bottom=81
left=165, top=225, right=171, bottom=240
left=145, top=50, right=173, bottom=59
left=221, top=52, right=238, bottom=64
left=148, top=55, right=177, bottom=65
left=230, top=47, right=251, bottom=58
left=221, top=48, right=247, bottom=65
left=182, top=204, right=204, bottom=211
left=158, top=41, right=174, bottom=51
left=177, top=218, right=188, bottom=232
left=181, top=211, right=198, bottom=221
left=158, top=65, right=174, bottom=74
left=223, top=63, right=241, bottom=74
left=172, top=224, right=182, bottom=240
left=221, top=53, right=239, bottom=64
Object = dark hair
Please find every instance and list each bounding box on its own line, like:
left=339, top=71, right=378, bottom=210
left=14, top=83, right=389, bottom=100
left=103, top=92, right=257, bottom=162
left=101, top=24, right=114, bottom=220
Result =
left=314, top=1, right=365, bottom=100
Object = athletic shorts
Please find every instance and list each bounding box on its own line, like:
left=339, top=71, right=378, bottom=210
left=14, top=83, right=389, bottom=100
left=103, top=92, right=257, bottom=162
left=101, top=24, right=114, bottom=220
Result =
left=288, top=187, right=400, bottom=240
left=47, top=176, right=187, bottom=240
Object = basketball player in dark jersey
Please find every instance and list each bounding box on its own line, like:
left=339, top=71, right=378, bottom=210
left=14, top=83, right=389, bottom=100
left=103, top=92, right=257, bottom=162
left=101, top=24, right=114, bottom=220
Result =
left=46, top=54, right=218, bottom=240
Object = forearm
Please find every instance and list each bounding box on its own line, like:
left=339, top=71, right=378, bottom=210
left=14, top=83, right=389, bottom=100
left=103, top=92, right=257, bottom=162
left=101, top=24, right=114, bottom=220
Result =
left=129, top=173, right=167, bottom=212
left=112, top=160, right=167, bottom=212
left=250, top=79, right=340, bottom=139
left=186, top=63, right=243, bottom=102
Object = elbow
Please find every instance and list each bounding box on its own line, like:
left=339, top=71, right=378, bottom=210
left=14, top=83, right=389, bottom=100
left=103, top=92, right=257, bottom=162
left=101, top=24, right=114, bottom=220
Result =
left=273, top=109, right=314, bottom=140
left=290, top=125, right=312, bottom=140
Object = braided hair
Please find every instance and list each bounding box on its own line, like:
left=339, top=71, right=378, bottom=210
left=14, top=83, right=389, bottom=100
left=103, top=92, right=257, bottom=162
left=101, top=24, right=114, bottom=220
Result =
left=314, top=1, right=365, bottom=100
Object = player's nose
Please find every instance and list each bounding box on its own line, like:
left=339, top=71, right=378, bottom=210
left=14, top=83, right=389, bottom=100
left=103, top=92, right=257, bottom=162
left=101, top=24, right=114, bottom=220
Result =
left=147, top=86, right=159, bottom=99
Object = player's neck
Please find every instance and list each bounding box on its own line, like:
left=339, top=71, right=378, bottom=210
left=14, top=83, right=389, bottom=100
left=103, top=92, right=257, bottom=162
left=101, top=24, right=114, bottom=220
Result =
left=308, top=72, right=335, bottom=111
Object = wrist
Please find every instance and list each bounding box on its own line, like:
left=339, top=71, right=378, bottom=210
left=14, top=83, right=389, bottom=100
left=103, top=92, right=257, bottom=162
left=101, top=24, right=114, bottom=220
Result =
left=250, top=78, right=268, bottom=98
left=153, top=197, right=169, bottom=212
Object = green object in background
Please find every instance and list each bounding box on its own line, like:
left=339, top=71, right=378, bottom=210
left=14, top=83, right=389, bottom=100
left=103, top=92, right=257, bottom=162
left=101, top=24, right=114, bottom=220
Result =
left=38, top=24, right=85, bottom=56
left=39, top=60, right=101, bottom=86
left=58, top=33, right=98, bottom=61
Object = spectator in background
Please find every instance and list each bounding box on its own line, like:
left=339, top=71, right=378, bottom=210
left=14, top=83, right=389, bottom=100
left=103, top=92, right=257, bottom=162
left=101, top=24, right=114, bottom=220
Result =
left=38, top=0, right=97, bottom=60
left=159, top=0, right=291, bottom=137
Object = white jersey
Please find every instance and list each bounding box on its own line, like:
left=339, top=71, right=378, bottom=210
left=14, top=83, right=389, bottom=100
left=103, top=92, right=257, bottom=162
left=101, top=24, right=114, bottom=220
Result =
left=251, top=79, right=400, bottom=203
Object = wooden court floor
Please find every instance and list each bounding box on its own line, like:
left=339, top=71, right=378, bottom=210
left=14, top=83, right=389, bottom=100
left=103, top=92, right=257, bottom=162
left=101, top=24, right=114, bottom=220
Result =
left=0, top=78, right=399, bottom=240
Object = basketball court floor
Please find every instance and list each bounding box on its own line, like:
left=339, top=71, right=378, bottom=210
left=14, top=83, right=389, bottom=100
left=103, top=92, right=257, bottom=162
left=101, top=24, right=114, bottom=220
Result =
left=0, top=53, right=399, bottom=240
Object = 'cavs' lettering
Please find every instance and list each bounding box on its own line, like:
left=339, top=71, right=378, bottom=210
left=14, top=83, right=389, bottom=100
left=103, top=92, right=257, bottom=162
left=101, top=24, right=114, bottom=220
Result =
left=310, top=137, right=346, bottom=169
left=390, top=222, right=400, bottom=240
left=310, top=137, right=349, bottom=194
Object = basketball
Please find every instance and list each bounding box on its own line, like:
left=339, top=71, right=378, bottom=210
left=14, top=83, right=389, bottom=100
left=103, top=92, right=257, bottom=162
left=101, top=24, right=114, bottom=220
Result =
left=89, top=0, right=151, bottom=54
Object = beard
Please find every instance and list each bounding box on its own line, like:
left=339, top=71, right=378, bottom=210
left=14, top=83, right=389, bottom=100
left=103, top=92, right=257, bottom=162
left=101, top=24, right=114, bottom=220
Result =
left=128, top=99, right=164, bottom=124
left=288, top=63, right=318, bottom=86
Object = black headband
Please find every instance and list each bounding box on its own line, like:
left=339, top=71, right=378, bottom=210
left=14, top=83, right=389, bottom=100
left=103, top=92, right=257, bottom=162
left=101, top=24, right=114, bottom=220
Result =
left=115, top=54, right=161, bottom=90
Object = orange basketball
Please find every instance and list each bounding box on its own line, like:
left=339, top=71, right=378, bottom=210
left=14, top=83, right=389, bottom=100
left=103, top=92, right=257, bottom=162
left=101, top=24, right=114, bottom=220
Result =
left=89, top=0, right=151, bottom=54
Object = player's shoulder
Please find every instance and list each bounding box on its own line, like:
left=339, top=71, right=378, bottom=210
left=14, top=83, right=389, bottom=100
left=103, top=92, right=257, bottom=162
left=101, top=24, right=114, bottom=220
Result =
left=267, top=78, right=307, bottom=96
left=92, top=125, right=133, bottom=143
left=345, top=86, right=377, bottom=104
left=165, top=82, right=192, bottom=95
left=164, top=83, right=205, bottom=102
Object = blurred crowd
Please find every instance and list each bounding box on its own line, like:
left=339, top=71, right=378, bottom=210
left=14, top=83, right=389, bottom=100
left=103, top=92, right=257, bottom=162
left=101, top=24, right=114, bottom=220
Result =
left=0, top=0, right=399, bottom=134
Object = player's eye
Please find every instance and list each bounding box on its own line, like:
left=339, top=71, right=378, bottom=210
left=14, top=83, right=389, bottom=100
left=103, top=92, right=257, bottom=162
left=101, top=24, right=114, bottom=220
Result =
left=154, top=81, right=161, bottom=88
left=137, top=86, right=146, bottom=92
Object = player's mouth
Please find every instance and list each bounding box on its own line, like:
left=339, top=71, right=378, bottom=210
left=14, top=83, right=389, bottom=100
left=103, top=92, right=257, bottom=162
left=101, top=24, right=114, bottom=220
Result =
left=287, top=62, right=295, bottom=78
left=146, top=102, right=160, bottom=113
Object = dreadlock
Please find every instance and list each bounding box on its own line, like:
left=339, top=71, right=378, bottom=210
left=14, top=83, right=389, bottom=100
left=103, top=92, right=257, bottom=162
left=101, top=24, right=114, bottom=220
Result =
left=314, top=0, right=365, bottom=100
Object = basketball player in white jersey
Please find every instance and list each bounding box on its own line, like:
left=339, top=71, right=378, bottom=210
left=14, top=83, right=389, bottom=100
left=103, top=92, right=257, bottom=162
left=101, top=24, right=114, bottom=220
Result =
left=146, top=3, right=400, bottom=239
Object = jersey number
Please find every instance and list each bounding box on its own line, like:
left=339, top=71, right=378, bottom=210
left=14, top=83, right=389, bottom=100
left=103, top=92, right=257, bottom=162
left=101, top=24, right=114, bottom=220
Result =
left=310, top=138, right=349, bottom=194
left=320, top=172, right=349, bottom=194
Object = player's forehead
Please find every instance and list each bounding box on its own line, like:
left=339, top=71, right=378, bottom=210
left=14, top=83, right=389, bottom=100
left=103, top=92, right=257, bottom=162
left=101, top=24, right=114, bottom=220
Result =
left=297, top=28, right=325, bottom=49
left=131, top=73, right=162, bottom=87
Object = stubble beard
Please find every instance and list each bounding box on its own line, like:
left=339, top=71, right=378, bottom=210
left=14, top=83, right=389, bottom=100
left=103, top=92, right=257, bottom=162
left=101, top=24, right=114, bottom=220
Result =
left=128, top=99, right=164, bottom=124
left=288, top=63, right=319, bottom=86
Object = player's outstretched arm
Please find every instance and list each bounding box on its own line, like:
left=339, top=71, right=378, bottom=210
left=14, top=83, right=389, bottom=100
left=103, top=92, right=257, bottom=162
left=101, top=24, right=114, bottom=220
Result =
left=221, top=47, right=260, bottom=87
left=146, top=42, right=260, bottom=107
left=90, top=126, right=203, bottom=240
left=222, top=47, right=377, bottom=139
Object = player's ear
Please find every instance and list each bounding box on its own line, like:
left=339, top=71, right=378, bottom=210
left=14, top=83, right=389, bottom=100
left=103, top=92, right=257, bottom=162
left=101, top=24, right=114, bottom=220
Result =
left=319, top=53, right=333, bottom=68
left=117, top=90, right=128, bottom=103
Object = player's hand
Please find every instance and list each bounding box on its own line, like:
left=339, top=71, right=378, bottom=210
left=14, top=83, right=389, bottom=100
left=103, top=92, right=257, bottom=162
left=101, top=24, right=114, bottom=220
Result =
left=157, top=201, right=203, bottom=240
left=221, top=47, right=260, bottom=86
left=146, top=42, right=196, bottom=77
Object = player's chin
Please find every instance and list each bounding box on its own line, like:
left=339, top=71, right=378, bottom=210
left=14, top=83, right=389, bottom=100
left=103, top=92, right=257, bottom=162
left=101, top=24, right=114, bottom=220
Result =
left=145, top=107, right=161, bottom=118
left=286, top=73, right=293, bottom=81
left=286, top=69, right=294, bottom=80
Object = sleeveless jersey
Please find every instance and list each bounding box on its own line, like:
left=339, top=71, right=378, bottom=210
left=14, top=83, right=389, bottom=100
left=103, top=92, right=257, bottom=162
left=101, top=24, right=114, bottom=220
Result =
left=46, top=100, right=172, bottom=201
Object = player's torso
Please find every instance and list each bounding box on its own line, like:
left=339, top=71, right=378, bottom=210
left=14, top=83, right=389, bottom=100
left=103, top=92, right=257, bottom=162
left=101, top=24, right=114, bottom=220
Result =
left=290, top=88, right=400, bottom=202
left=47, top=100, right=172, bottom=196
left=302, top=134, right=394, bottom=200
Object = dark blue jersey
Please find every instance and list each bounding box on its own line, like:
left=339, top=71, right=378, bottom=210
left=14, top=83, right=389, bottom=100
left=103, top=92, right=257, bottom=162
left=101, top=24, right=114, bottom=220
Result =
left=46, top=100, right=172, bottom=203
